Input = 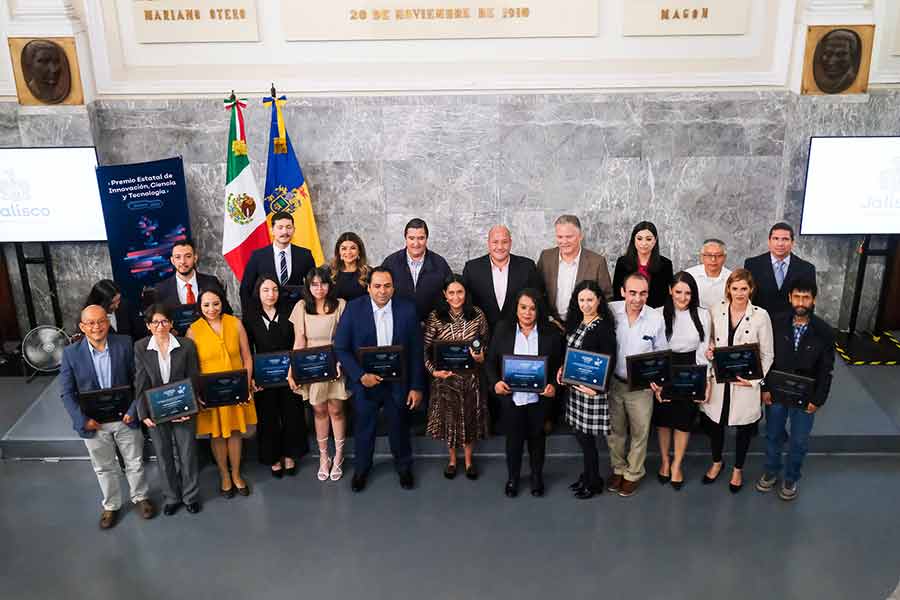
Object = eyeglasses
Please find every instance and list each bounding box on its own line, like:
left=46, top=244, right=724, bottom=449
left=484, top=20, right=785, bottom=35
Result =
left=81, top=319, right=109, bottom=328
left=701, top=253, right=725, bottom=259
left=309, top=282, right=328, bottom=288
left=150, top=319, right=171, bottom=327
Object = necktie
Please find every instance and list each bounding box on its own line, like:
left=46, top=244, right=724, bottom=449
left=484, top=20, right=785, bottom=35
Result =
left=279, top=250, right=288, bottom=286
left=184, top=282, right=195, bottom=304
left=775, top=260, right=785, bottom=289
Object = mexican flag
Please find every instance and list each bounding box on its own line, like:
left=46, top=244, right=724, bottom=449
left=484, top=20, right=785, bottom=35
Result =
left=222, top=97, right=269, bottom=280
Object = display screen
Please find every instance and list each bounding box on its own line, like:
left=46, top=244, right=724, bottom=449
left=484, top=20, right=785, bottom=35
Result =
left=801, top=136, right=900, bottom=235
left=0, top=147, right=106, bottom=242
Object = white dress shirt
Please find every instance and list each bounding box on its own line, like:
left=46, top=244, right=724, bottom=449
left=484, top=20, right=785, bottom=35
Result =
left=512, top=323, right=540, bottom=407
left=610, top=300, right=669, bottom=380
left=491, top=258, right=510, bottom=311
left=407, top=253, right=424, bottom=288
left=655, top=306, right=710, bottom=366
left=147, top=333, right=181, bottom=385
left=107, top=312, right=118, bottom=333
left=556, top=250, right=581, bottom=320
left=685, top=264, right=732, bottom=310
left=176, top=273, right=199, bottom=304
left=274, top=243, right=292, bottom=280
left=372, top=299, right=394, bottom=347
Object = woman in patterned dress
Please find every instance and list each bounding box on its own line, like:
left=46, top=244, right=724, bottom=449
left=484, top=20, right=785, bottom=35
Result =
left=557, top=280, right=617, bottom=499
left=424, top=274, right=489, bottom=480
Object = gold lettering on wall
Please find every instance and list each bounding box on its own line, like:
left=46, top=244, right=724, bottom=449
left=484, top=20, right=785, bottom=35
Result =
left=133, top=1, right=259, bottom=43
left=624, top=0, right=750, bottom=36
left=660, top=8, right=709, bottom=21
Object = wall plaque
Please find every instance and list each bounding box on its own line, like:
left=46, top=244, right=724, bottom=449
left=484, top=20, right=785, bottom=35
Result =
left=133, top=0, right=259, bottom=43
left=281, top=0, right=598, bottom=41
left=801, top=25, right=874, bottom=96
left=623, top=0, right=751, bottom=37
left=8, top=37, right=84, bottom=106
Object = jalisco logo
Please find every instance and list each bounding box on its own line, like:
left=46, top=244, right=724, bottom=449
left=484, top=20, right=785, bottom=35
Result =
left=265, top=184, right=308, bottom=215
left=226, top=192, right=257, bottom=225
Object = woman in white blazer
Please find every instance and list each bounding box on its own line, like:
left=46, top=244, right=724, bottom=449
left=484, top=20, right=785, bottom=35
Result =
left=700, top=268, right=774, bottom=493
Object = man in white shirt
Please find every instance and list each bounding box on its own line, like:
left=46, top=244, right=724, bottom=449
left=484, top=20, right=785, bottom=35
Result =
left=153, top=240, right=233, bottom=315
left=607, top=273, right=669, bottom=498
left=686, top=238, right=732, bottom=310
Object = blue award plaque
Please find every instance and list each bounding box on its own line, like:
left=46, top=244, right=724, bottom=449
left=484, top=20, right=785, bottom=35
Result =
left=626, top=350, right=672, bottom=391
left=433, top=340, right=475, bottom=372
left=171, top=304, right=199, bottom=335
left=291, top=345, right=339, bottom=384
left=199, top=369, right=249, bottom=408
left=77, top=385, right=132, bottom=423
left=502, top=354, right=548, bottom=393
left=712, top=343, right=763, bottom=383
left=766, top=369, right=815, bottom=409
left=146, top=378, right=198, bottom=423
left=666, top=365, right=708, bottom=401
left=357, top=345, right=405, bottom=381
left=561, top=348, right=611, bottom=392
left=253, top=351, right=291, bottom=389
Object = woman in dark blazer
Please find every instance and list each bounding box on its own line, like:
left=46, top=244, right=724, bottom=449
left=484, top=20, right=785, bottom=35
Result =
left=243, top=274, right=308, bottom=478
left=612, top=221, right=674, bottom=309
left=485, top=288, right=563, bottom=498
left=133, top=303, right=202, bottom=515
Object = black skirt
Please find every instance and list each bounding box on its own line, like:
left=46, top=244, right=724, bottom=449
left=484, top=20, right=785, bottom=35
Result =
left=652, top=351, right=700, bottom=433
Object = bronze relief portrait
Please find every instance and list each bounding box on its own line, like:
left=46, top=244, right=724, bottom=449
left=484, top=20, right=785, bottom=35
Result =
left=802, top=25, right=874, bottom=96
left=8, top=37, right=83, bottom=106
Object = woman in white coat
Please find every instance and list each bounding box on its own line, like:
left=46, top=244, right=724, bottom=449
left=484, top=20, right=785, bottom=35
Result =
left=701, top=268, right=774, bottom=493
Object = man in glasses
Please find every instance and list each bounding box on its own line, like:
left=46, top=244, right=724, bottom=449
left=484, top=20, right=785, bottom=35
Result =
left=686, top=238, right=732, bottom=310
left=60, top=304, right=155, bottom=529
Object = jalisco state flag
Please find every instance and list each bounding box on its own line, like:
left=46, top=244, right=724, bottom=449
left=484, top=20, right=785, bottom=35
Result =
left=222, top=97, right=269, bottom=280
left=262, top=94, right=325, bottom=266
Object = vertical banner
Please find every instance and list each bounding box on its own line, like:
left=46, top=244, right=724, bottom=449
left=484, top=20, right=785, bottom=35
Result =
left=95, top=157, right=192, bottom=310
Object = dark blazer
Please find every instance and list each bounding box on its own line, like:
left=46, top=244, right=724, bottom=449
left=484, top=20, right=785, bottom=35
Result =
left=565, top=317, right=618, bottom=376
left=239, top=244, right=316, bottom=314
left=153, top=272, right=233, bottom=315
left=536, top=247, right=614, bottom=319
left=381, top=248, right=451, bottom=321
left=243, top=310, right=295, bottom=354
left=334, top=295, right=426, bottom=401
left=59, top=334, right=137, bottom=438
left=484, top=320, right=565, bottom=391
left=462, top=254, right=541, bottom=333
left=764, top=312, right=835, bottom=407
left=109, top=298, right=146, bottom=342
left=612, top=255, right=675, bottom=309
left=133, top=335, right=200, bottom=421
left=744, top=252, right=817, bottom=318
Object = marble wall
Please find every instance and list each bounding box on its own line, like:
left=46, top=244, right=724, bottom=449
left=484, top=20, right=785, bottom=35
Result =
left=2, top=90, right=898, bottom=334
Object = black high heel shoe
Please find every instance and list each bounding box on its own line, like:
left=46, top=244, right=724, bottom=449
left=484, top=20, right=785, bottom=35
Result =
left=702, top=464, right=724, bottom=485
left=657, top=471, right=671, bottom=485
left=729, top=469, right=743, bottom=494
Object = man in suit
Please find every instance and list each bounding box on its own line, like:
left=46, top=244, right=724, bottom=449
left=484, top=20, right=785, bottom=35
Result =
left=744, top=222, right=817, bottom=318
left=381, top=218, right=451, bottom=321
left=59, top=304, right=155, bottom=529
left=153, top=240, right=232, bottom=315
left=757, top=278, right=835, bottom=501
left=334, top=267, right=426, bottom=492
left=536, top=214, right=613, bottom=324
left=239, top=211, right=316, bottom=314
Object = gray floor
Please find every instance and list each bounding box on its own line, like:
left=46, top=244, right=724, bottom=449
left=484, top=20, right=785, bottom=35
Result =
left=2, top=455, right=899, bottom=600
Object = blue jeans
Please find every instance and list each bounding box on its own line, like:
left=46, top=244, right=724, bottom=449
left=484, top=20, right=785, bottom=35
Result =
left=764, top=403, right=816, bottom=482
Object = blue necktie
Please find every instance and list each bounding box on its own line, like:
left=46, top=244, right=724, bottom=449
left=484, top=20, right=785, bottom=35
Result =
left=775, top=260, right=785, bottom=289
left=279, top=250, right=288, bottom=286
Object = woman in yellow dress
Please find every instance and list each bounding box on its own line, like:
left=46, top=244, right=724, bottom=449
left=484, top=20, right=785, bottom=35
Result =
left=187, top=286, right=257, bottom=498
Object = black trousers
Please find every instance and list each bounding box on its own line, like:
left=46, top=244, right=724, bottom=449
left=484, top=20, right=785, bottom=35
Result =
left=575, top=431, right=603, bottom=491
left=704, top=388, right=755, bottom=469
left=256, top=387, right=308, bottom=465
left=502, top=396, right=548, bottom=481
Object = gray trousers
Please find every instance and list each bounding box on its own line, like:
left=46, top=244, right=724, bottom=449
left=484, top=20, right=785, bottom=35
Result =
left=84, top=421, right=149, bottom=511
left=148, top=420, right=200, bottom=504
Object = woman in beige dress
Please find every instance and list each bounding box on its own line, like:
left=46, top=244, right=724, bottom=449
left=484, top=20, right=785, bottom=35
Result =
left=289, top=266, right=349, bottom=481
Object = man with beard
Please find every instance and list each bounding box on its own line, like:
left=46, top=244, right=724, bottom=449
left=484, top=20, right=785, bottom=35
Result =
left=154, top=240, right=233, bottom=316
left=756, top=279, right=835, bottom=501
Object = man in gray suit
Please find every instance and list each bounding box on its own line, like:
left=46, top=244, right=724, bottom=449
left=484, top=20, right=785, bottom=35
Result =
left=536, top=215, right=613, bottom=325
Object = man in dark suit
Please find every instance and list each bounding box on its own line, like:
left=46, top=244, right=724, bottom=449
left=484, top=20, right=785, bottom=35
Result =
left=59, top=304, right=155, bottom=529
left=743, top=222, right=816, bottom=318
left=153, top=240, right=232, bottom=315
left=334, top=267, right=426, bottom=492
left=381, top=218, right=451, bottom=321
left=757, top=278, right=834, bottom=501
left=239, top=211, right=316, bottom=314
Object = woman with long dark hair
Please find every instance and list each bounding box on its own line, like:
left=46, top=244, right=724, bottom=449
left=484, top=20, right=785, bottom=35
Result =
left=611, top=221, right=674, bottom=308
left=329, top=232, right=370, bottom=301
left=84, top=279, right=143, bottom=340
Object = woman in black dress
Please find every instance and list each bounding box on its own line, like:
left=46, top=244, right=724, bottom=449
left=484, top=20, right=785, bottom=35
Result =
left=611, top=221, right=674, bottom=309
left=329, top=232, right=370, bottom=301
left=243, top=275, right=308, bottom=478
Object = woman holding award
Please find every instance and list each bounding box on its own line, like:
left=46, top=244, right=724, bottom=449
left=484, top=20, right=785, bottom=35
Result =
left=330, top=232, right=371, bottom=302
left=244, top=275, right=307, bottom=479
left=556, top=281, right=617, bottom=500
left=486, top=288, right=563, bottom=498
left=289, top=267, right=349, bottom=482
left=701, top=269, right=773, bottom=493
left=652, top=271, right=711, bottom=491
left=423, top=274, right=489, bottom=480
left=134, top=303, right=202, bottom=515
left=187, top=286, right=257, bottom=498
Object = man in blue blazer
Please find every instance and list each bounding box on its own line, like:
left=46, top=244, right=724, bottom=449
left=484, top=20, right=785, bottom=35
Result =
left=334, top=267, right=426, bottom=492
left=60, top=304, right=155, bottom=529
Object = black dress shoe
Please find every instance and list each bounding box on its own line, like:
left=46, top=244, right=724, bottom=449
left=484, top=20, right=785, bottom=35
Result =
left=185, top=502, right=201, bottom=514
left=574, top=488, right=601, bottom=499
left=444, top=464, right=457, bottom=479
left=569, top=474, right=585, bottom=492
left=351, top=472, right=368, bottom=492
left=399, top=470, right=415, bottom=490
left=530, top=474, right=545, bottom=497
left=271, top=468, right=284, bottom=479
left=163, top=502, right=182, bottom=516
left=465, top=464, right=478, bottom=480
left=504, top=480, right=519, bottom=498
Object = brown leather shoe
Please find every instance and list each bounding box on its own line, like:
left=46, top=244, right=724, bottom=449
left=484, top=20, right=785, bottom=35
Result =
left=618, top=478, right=640, bottom=497
left=606, top=474, right=623, bottom=492
left=99, top=509, right=118, bottom=529
left=137, top=499, right=156, bottom=519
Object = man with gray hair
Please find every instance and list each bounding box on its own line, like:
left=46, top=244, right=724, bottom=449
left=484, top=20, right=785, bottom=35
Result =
left=536, top=215, right=613, bottom=324
left=686, top=238, right=732, bottom=309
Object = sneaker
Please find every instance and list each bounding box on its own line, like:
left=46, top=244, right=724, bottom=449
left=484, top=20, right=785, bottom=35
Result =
left=756, top=472, right=778, bottom=493
left=778, top=480, right=799, bottom=501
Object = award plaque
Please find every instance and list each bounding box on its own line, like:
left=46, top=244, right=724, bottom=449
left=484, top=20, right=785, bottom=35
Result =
left=712, top=343, right=763, bottom=383
left=171, top=304, right=199, bottom=335
left=560, top=348, right=611, bottom=392
left=291, top=345, right=339, bottom=384
left=253, top=351, right=291, bottom=389
left=626, top=350, right=672, bottom=391
left=198, top=369, right=249, bottom=407
left=357, top=345, right=405, bottom=381
left=432, top=340, right=475, bottom=373
left=766, top=369, right=816, bottom=409
left=145, top=378, right=198, bottom=423
left=501, top=354, right=548, bottom=393
left=666, top=365, right=708, bottom=401
left=77, top=385, right=133, bottom=423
